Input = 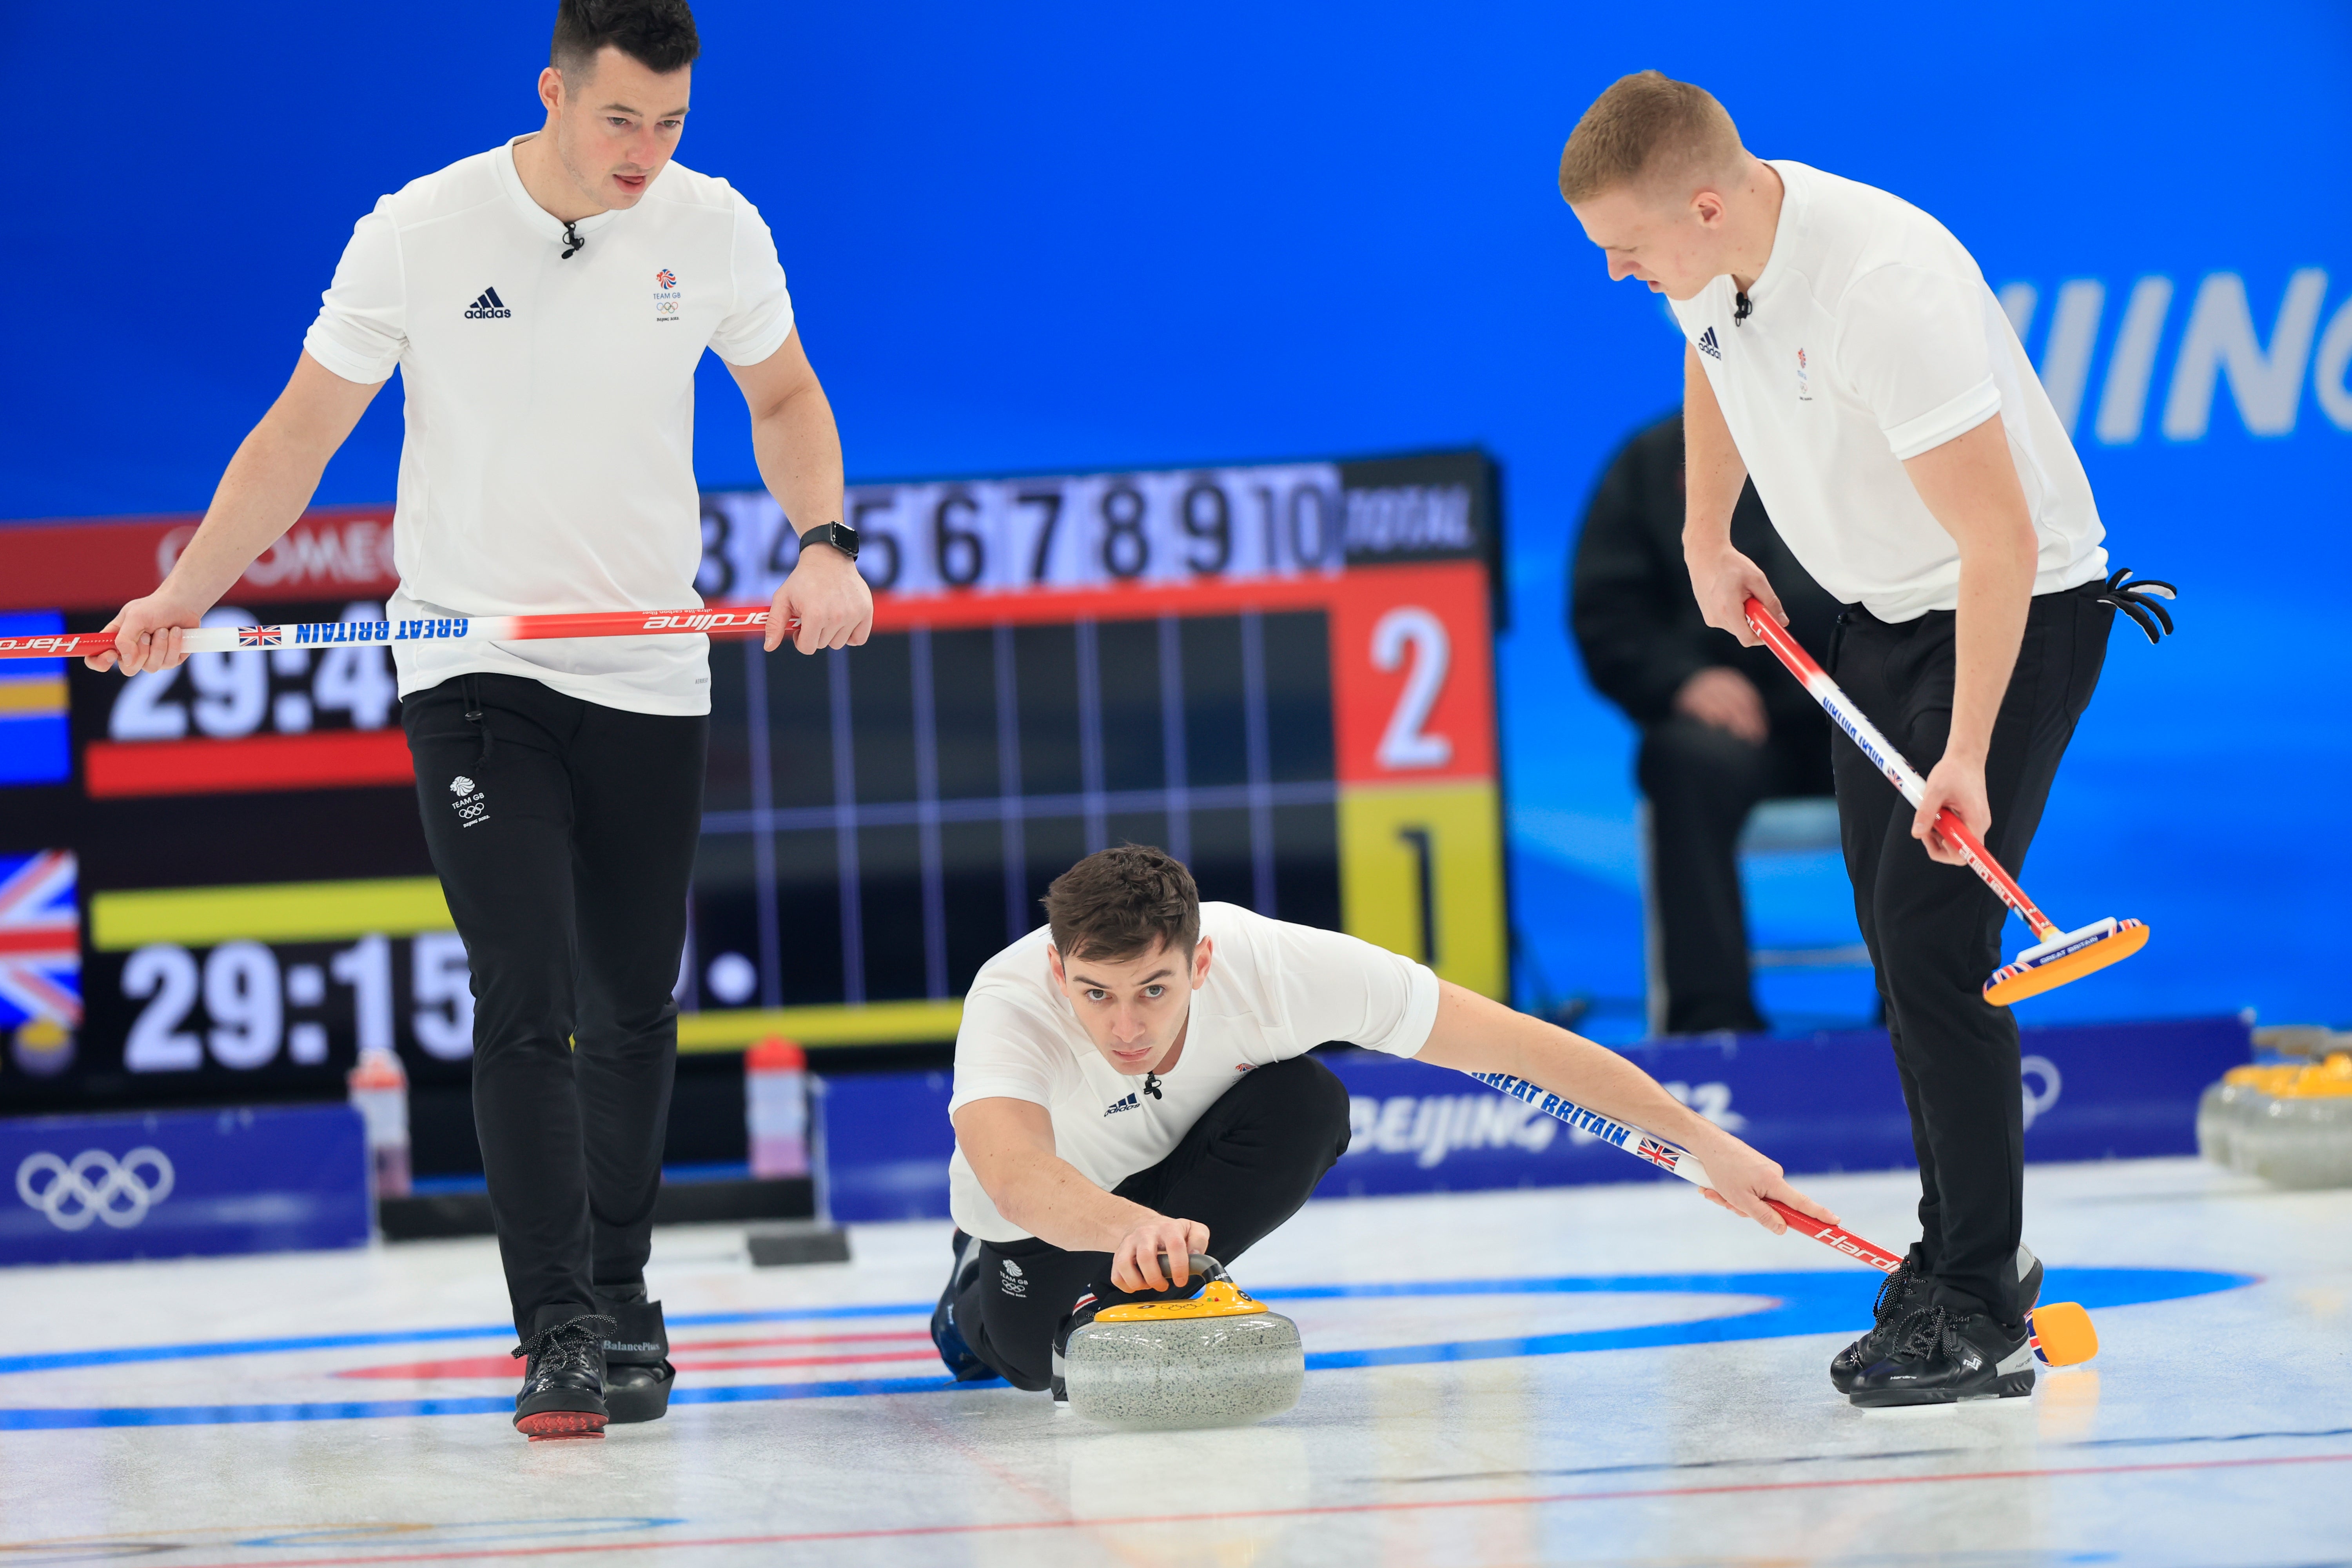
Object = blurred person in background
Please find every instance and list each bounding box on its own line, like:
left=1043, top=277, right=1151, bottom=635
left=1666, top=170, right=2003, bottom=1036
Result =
left=1570, top=412, right=1839, bottom=1034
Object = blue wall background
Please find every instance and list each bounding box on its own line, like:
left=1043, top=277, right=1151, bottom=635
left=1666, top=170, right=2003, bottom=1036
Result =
left=4, top=2, right=2345, bottom=1033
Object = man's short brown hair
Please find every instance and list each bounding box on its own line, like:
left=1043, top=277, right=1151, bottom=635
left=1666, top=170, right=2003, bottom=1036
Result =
left=552, top=0, right=700, bottom=78
left=1042, top=845, right=1201, bottom=964
left=1558, top=70, right=1742, bottom=204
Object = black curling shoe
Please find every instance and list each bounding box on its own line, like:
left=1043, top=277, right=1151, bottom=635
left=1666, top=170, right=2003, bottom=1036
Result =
left=1830, top=1243, right=2043, bottom=1395
left=1830, top=1245, right=1926, bottom=1395
left=597, top=1297, right=677, bottom=1423
left=2014, top=1243, right=2045, bottom=1319
left=1847, top=1305, right=2036, bottom=1407
left=512, top=1312, right=614, bottom=1439
left=931, top=1230, right=996, bottom=1382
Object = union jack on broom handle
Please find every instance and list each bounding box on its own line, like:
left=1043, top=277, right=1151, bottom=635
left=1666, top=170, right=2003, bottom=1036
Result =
left=0, top=606, right=796, bottom=663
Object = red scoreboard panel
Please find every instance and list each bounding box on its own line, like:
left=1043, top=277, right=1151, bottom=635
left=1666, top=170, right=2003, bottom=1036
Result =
left=0, top=451, right=1501, bottom=1109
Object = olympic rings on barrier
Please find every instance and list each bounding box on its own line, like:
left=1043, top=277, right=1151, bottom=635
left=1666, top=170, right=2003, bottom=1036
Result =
left=15, top=1147, right=176, bottom=1231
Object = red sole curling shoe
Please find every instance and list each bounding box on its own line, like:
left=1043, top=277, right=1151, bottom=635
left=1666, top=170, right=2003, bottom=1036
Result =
left=516, top=1409, right=608, bottom=1441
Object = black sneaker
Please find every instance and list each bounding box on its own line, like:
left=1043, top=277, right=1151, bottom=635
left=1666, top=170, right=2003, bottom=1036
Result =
left=595, top=1296, right=676, bottom=1424
left=1830, top=1244, right=1926, bottom=1394
left=931, top=1230, right=996, bottom=1382
left=512, top=1312, right=614, bottom=1439
left=1829, top=1243, right=2043, bottom=1395
left=1847, top=1304, right=2036, bottom=1407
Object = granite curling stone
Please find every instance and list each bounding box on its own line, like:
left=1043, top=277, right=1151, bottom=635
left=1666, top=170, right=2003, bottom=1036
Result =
left=2200, top=1033, right=2352, bottom=1191
left=1058, top=1254, right=1304, bottom=1432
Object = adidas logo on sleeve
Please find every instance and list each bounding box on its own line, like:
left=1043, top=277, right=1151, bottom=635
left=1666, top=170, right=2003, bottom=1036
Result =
left=1697, top=325, right=1722, bottom=360
left=463, top=287, right=512, bottom=320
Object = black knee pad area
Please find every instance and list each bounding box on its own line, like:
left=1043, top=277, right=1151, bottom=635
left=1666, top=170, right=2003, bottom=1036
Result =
left=1236, top=1053, right=1354, bottom=1153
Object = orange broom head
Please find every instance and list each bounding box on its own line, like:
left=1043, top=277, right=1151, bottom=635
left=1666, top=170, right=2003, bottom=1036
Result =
left=1982, top=918, right=2149, bottom=1006
left=2029, top=1301, right=2100, bottom=1367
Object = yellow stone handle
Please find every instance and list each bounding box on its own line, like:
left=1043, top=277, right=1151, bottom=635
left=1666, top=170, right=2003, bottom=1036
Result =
left=1093, top=1254, right=1269, bottom=1321
left=1095, top=1279, right=1267, bottom=1322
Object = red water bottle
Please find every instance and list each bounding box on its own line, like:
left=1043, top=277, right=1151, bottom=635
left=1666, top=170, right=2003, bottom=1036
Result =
left=347, top=1045, right=412, bottom=1198
left=746, top=1036, right=809, bottom=1178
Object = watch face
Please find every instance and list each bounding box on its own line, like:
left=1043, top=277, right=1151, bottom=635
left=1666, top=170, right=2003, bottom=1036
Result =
left=806, top=523, right=858, bottom=560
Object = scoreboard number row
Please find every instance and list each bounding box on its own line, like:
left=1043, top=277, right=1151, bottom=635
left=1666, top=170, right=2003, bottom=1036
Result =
left=696, top=462, right=1346, bottom=601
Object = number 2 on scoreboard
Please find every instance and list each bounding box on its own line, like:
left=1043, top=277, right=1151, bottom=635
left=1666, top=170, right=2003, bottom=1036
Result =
left=1372, top=606, right=1453, bottom=771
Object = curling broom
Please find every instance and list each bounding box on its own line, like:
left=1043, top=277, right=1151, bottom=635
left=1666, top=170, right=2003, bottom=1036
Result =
left=1467, top=1068, right=2099, bottom=1366
left=0, top=605, right=799, bottom=662
left=1741, top=595, right=2146, bottom=1006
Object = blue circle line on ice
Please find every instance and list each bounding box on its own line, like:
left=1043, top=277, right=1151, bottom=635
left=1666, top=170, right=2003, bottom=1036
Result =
left=0, top=1268, right=2250, bottom=1430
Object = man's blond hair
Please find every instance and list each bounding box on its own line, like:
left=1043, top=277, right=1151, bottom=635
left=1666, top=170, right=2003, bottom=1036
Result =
left=1558, top=70, right=1743, bottom=204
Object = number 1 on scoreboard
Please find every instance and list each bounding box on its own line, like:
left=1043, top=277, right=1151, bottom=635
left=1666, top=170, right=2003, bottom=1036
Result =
left=1330, top=567, right=1507, bottom=1000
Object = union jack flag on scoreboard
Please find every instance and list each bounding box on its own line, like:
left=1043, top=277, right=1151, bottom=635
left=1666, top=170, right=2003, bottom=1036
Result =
left=237, top=626, right=281, bottom=647
left=0, top=850, right=81, bottom=1029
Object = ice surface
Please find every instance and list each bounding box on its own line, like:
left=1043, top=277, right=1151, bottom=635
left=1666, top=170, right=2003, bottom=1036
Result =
left=1, top=1157, right=2347, bottom=1566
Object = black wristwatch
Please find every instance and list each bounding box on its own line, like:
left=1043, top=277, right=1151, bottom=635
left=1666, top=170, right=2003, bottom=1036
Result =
left=798, top=521, right=860, bottom=561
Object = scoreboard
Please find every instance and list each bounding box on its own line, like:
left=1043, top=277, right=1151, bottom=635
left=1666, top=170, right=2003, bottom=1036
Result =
left=0, top=450, right=1503, bottom=1113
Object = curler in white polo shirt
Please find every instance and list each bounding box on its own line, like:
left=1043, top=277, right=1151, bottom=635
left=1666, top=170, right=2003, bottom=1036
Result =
left=946, top=903, right=1441, bottom=1245
left=1670, top=160, right=2108, bottom=623
left=302, top=134, right=796, bottom=715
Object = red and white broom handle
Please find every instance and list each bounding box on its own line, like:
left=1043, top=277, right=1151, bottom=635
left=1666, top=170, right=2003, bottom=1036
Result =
left=1740, top=597, right=2059, bottom=944
left=1470, top=1070, right=1904, bottom=1272
left=0, top=605, right=798, bottom=663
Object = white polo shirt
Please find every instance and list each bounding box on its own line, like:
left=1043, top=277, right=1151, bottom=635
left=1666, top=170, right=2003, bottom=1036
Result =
left=302, top=136, right=796, bottom=714
left=1670, top=160, right=2107, bottom=622
left=946, top=904, right=1441, bottom=1244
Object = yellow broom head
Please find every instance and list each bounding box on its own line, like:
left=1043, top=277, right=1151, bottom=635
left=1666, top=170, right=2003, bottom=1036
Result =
left=1984, top=918, right=2149, bottom=1006
left=2029, top=1301, right=2100, bottom=1366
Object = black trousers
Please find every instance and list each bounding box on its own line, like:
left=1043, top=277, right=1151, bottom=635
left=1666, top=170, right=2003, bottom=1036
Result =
left=1831, top=588, right=2111, bottom=1323
left=1640, top=710, right=1834, bottom=1033
left=402, top=673, right=708, bottom=1339
left=953, top=1054, right=1354, bottom=1392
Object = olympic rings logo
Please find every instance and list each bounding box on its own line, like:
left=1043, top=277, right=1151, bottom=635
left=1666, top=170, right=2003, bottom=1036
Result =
left=15, top=1147, right=176, bottom=1232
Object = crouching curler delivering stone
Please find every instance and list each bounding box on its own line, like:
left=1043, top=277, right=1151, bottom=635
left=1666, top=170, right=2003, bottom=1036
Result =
left=932, top=844, right=1841, bottom=1421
